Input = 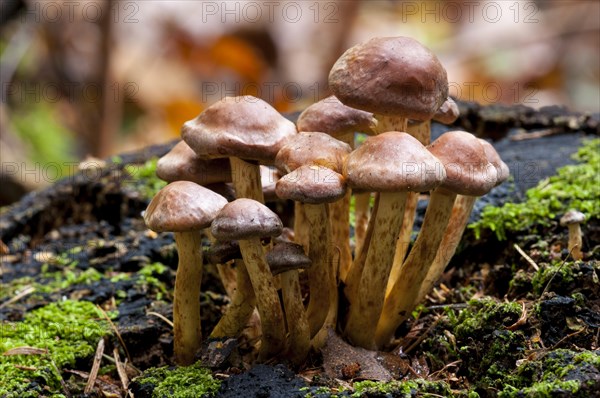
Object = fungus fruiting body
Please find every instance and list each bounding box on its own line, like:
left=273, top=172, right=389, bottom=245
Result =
left=144, top=181, right=228, bottom=365
left=560, top=210, right=586, bottom=260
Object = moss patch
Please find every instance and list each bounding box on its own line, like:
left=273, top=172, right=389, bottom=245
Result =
left=0, top=300, right=113, bottom=397
left=124, top=157, right=167, bottom=200
left=471, top=139, right=600, bottom=240
left=131, top=361, right=220, bottom=397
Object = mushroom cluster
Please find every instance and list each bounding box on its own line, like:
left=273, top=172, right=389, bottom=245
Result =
left=143, top=36, right=509, bottom=366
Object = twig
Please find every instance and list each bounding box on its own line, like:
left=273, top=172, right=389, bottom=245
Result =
left=97, top=305, right=132, bottom=363
left=551, top=327, right=586, bottom=350
left=514, top=244, right=539, bottom=271
left=541, top=246, right=576, bottom=297
left=114, top=348, right=132, bottom=397
left=0, top=285, right=36, bottom=309
left=50, top=357, right=71, bottom=398
left=506, top=302, right=528, bottom=331
left=426, top=303, right=468, bottom=311
left=404, top=317, right=442, bottom=354
left=147, top=311, right=174, bottom=328
left=510, top=128, right=563, bottom=141
left=84, top=338, right=105, bottom=394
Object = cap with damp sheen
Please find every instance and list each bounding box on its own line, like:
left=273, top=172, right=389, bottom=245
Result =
left=276, top=165, right=347, bottom=204
left=265, top=242, right=312, bottom=275
left=211, top=198, right=283, bottom=241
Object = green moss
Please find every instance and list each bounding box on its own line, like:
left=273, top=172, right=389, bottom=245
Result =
left=133, top=361, right=220, bottom=397
left=134, top=262, right=171, bottom=300
left=124, top=157, right=167, bottom=200
left=350, top=379, right=454, bottom=397
left=0, top=300, right=113, bottom=397
left=470, top=139, right=600, bottom=240
left=452, top=298, right=522, bottom=338
left=497, top=349, right=600, bottom=397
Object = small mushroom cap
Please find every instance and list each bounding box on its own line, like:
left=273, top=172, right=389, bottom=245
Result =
left=329, top=37, right=448, bottom=121
left=144, top=181, right=228, bottom=232
left=560, top=210, right=585, bottom=226
left=427, top=131, right=496, bottom=196
left=478, top=139, right=510, bottom=187
left=275, top=132, right=352, bottom=174
left=265, top=242, right=312, bottom=275
left=275, top=165, right=347, bottom=204
left=296, top=95, right=378, bottom=136
left=344, top=131, right=446, bottom=192
left=211, top=198, right=283, bottom=240
left=206, top=240, right=241, bottom=264
left=156, top=141, right=232, bottom=185
left=433, top=97, right=460, bottom=125
left=182, top=96, right=297, bottom=164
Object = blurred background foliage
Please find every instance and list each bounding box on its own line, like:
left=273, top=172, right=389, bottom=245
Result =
left=0, top=0, right=599, bottom=205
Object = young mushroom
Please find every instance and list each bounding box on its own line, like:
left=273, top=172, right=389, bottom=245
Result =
left=144, top=181, right=228, bottom=365
left=211, top=198, right=286, bottom=359
left=182, top=95, right=296, bottom=202
left=342, top=131, right=446, bottom=349
left=376, top=131, right=495, bottom=348
left=560, top=210, right=586, bottom=260
left=265, top=242, right=312, bottom=365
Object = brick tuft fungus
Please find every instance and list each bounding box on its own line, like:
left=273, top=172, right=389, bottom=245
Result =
left=560, top=210, right=586, bottom=260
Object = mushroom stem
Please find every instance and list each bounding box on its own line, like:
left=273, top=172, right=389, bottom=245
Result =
left=230, top=157, right=264, bottom=202
left=216, top=263, right=238, bottom=298
left=303, top=203, right=334, bottom=338
left=294, top=202, right=310, bottom=251
left=332, top=190, right=353, bottom=282
left=353, top=192, right=372, bottom=256
left=344, top=194, right=380, bottom=308
left=387, top=120, right=431, bottom=294
left=415, top=195, right=476, bottom=305
left=210, top=259, right=256, bottom=338
left=238, top=237, right=286, bottom=359
left=344, top=191, right=407, bottom=349
left=173, top=231, right=204, bottom=365
left=567, top=224, right=583, bottom=260
left=376, top=115, right=407, bottom=133
left=280, top=270, right=311, bottom=365
left=375, top=188, right=456, bottom=348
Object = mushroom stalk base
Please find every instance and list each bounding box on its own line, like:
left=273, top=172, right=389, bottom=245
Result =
left=239, top=237, right=286, bottom=359
left=375, top=189, right=456, bottom=348
left=304, top=203, right=334, bottom=338
left=415, top=195, right=476, bottom=305
left=332, top=191, right=352, bottom=282
left=173, top=231, right=204, bottom=366
left=344, top=191, right=408, bottom=349
left=568, top=224, right=583, bottom=260
left=210, top=259, right=256, bottom=338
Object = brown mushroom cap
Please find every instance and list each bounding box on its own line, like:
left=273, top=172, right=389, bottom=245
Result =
left=329, top=37, right=448, bottom=121
left=343, top=131, right=446, bottom=192
left=211, top=198, right=283, bottom=240
left=182, top=96, right=297, bottom=164
left=274, top=132, right=351, bottom=174
left=275, top=165, right=347, bottom=204
left=296, top=95, right=378, bottom=136
left=156, top=141, right=232, bottom=185
left=427, top=131, right=496, bottom=196
left=560, top=210, right=586, bottom=226
left=144, top=181, right=228, bottom=232
left=265, top=242, right=312, bottom=276
left=433, top=97, right=460, bottom=125
left=478, top=139, right=510, bottom=186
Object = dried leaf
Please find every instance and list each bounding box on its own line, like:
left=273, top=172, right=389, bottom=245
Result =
left=3, top=346, right=48, bottom=356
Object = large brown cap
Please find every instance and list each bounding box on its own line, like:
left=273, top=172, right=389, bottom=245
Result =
left=329, top=37, right=448, bottom=121
left=144, top=181, right=228, bottom=232
left=427, top=131, right=496, bottom=196
left=211, top=198, right=283, bottom=241
left=344, top=131, right=446, bottom=192
left=560, top=209, right=585, bottom=226
left=182, top=96, right=297, bottom=164
left=265, top=242, right=312, bottom=276
left=156, top=141, right=232, bottom=185
left=433, top=97, right=460, bottom=125
left=478, top=139, right=509, bottom=187
left=296, top=96, right=378, bottom=136
left=275, top=165, right=347, bottom=204
left=274, top=132, right=351, bottom=174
